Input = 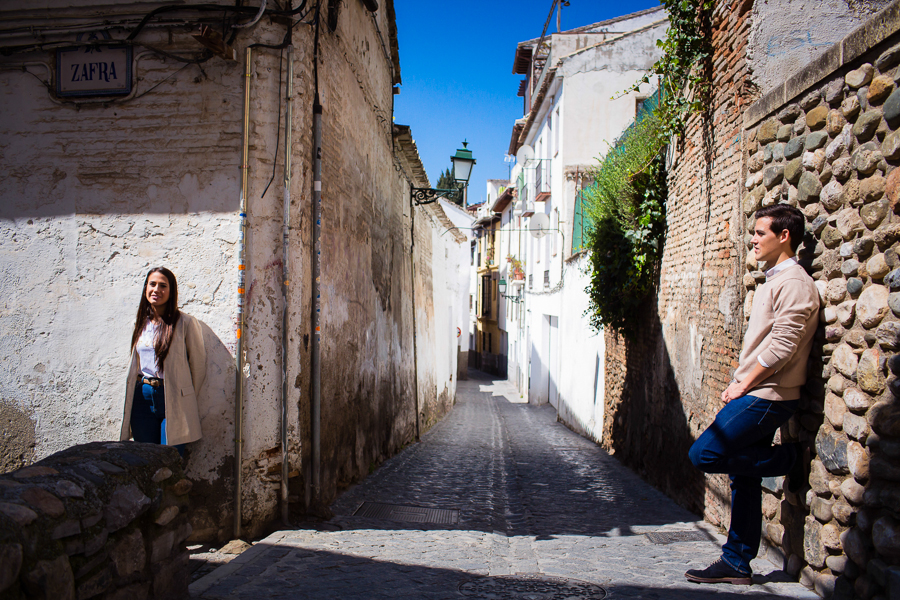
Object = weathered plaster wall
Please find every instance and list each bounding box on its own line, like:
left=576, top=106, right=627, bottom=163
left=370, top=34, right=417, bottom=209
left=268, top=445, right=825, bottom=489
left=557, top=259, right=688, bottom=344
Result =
left=0, top=0, right=454, bottom=542
left=748, top=0, right=893, bottom=95
left=555, top=252, right=606, bottom=444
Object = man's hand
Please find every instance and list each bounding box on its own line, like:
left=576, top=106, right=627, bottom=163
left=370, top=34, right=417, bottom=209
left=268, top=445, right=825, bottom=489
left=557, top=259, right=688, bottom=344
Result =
left=723, top=361, right=777, bottom=404
left=721, top=381, right=746, bottom=403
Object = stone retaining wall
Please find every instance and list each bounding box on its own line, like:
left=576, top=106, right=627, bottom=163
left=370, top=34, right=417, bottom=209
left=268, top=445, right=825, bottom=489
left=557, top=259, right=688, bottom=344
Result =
left=0, top=442, right=192, bottom=600
left=743, top=4, right=900, bottom=597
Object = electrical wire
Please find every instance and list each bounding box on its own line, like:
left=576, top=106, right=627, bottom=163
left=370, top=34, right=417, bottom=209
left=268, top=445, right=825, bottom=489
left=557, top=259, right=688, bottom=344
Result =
left=261, top=48, right=285, bottom=198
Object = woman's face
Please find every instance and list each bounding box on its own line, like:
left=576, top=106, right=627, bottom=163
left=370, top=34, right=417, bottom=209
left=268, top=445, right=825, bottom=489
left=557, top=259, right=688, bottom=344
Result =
left=145, top=272, right=171, bottom=312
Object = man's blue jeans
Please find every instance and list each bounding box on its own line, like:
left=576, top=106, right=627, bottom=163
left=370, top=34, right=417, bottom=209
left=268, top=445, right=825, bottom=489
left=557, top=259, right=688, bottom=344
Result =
left=688, top=395, right=798, bottom=575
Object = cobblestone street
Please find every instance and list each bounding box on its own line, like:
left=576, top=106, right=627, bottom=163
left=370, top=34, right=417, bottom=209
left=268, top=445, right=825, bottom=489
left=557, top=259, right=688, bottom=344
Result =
left=190, top=371, right=819, bottom=599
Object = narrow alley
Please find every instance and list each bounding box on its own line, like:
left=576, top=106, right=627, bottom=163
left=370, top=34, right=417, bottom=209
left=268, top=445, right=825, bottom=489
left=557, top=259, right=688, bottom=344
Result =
left=189, top=371, right=817, bottom=599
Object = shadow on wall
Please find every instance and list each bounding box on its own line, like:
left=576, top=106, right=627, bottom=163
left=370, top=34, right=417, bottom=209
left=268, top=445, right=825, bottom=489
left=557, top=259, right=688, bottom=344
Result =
left=601, top=292, right=709, bottom=518
left=180, top=319, right=237, bottom=544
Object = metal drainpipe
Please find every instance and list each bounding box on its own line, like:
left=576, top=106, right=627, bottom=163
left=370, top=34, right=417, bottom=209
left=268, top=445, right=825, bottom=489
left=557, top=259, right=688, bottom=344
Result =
left=234, top=46, right=253, bottom=540
left=310, top=96, right=323, bottom=503
left=280, top=44, right=294, bottom=526
left=409, top=200, right=421, bottom=441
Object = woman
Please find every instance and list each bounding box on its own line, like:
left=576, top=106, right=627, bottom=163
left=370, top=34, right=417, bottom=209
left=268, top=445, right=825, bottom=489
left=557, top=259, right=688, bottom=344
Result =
left=120, top=267, right=206, bottom=455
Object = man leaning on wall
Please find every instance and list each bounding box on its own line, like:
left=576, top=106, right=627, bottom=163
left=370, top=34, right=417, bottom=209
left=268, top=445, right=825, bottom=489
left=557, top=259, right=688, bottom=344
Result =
left=685, top=204, right=820, bottom=585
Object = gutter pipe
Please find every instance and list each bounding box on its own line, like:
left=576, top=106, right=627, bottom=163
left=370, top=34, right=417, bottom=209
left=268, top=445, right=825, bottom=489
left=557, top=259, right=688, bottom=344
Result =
left=234, top=46, right=252, bottom=540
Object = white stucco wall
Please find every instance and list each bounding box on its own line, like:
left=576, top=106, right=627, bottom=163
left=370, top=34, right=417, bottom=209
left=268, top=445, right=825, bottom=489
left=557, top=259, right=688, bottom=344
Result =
left=748, top=0, right=893, bottom=94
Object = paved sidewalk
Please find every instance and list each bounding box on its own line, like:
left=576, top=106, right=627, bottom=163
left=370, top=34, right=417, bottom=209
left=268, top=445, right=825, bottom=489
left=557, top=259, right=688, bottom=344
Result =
left=191, top=371, right=819, bottom=599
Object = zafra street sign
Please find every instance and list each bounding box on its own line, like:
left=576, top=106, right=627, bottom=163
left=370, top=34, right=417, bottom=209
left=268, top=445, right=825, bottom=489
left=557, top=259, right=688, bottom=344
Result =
left=56, top=45, right=132, bottom=97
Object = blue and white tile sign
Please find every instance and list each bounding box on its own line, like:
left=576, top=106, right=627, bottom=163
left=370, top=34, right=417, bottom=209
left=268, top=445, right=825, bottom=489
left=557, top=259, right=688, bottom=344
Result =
left=56, top=45, right=132, bottom=97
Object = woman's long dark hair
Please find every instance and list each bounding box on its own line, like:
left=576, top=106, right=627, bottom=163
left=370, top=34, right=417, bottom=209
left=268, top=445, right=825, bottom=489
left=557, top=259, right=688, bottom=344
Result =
left=130, top=267, right=180, bottom=371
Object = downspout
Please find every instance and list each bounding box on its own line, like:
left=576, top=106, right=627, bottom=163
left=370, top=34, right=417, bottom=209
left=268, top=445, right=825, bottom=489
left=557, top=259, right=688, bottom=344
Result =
left=234, top=46, right=252, bottom=540
left=309, top=0, right=323, bottom=506
left=409, top=200, right=421, bottom=441
left=280, top=43, right=294, bottom=526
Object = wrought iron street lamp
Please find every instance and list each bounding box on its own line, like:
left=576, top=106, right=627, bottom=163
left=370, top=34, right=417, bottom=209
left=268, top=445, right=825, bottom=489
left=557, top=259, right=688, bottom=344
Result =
left=498, top=278, right=522, bottom=303
left=411, top=141, right=476, bottom=205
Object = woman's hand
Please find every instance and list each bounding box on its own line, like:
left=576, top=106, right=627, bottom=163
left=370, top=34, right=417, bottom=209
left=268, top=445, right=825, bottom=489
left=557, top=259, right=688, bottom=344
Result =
left=721, top=380, right=746, bottom=404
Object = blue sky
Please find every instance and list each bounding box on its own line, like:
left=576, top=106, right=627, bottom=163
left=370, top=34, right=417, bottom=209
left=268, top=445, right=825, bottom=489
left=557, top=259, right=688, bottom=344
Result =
left=392, top=0, right=661, bottom=205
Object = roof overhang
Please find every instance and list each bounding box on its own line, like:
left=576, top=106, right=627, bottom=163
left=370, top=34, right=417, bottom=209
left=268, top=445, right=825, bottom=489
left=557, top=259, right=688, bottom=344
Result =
left=491, top=187, right=514, bottom=214
left=512, top=44, right=533, bottom=74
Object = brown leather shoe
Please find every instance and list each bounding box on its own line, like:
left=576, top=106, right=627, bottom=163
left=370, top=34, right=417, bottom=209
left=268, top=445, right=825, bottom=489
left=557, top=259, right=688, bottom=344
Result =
left=685, top=559, right=752, bottom=585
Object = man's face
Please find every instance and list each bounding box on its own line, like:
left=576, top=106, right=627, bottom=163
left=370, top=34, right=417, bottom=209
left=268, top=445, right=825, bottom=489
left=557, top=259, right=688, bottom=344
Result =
left=752, top=216, right=788, bottom=264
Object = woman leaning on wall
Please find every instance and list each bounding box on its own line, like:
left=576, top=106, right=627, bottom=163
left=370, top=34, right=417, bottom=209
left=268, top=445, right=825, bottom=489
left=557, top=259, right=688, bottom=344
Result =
left=120, top=267, right=206, bottom=457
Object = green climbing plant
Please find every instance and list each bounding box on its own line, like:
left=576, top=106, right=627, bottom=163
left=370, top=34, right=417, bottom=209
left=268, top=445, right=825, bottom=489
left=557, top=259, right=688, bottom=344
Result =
left=582, top=0, right=712, bottom=336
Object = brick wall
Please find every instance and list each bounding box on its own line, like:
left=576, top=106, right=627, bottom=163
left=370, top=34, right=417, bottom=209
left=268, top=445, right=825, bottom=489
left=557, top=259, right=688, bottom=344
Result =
left=603, top=0, right=754, bottom=529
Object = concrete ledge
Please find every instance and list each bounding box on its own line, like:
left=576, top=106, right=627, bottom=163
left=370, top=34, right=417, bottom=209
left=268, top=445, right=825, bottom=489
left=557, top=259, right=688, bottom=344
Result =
left=745, top=0, right=900, bottom=128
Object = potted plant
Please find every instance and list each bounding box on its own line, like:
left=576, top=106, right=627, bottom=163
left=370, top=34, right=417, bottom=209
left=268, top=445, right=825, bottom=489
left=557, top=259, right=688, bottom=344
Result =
left=509, top=256, right=525, bottom=280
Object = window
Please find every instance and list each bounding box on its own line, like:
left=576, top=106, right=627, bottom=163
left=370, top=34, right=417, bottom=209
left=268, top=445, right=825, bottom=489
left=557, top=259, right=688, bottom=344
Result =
left=481, top=275, right=492, bottom=317
left=488, top=332, right=493, bottom=354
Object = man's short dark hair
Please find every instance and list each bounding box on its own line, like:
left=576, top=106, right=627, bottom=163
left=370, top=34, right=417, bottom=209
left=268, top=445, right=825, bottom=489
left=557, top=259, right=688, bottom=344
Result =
left=755, top=204, right=805, bottom=253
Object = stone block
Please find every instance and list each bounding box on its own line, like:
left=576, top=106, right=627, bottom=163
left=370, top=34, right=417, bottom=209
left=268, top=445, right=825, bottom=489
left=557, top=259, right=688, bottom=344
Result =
left=833, top=498, right=854, bottom=525
left=803, top=149, right=826, bottom=172
left=817, top=428, right=849, bottom=474
left=816, top=571, right=837, bottom=597
left=837, top=207, right=865, bottom=239
left=863, top=199, right=890, bottom=229
left=21, top=486, right=65, bottom=518
left=870, top=558, right=889, bottom=587
left=150, top=551, right=189, bottom=600
left=0, top=502, right=38, bottom=526
left=869, top=254, right=891, bottom=280
left=843, top=94, right=862, bottom=118
left=151, top=468, right=173, bottom=483
left=170, top=479, right=193, bottom=496
left=841, top=477, right=866, bottom=504
left=848, top=277, right=865, bottom=295
left=23, top=555, right=75, bottom=600
left=75, top=565, right=111, bottom=600
left=832, top=343, right=859, bottom=379
left=859, top=285, right=890, bottom=328
left=826, top=392, right=848, bottom=428
left=877, top=321, right=900, bottom=349
left=763, top=164, right=784, bottom=188
left=758, top=119, right=779, bottom=144
left=821, top=180, right=843, bottom=210
left=869, top=75, right=895, bottom=103
left=150, top=530, right=175, bottom=564
left=13, top=466, right=59, bottom=479
left=841, top=526, right=871, bottom=568
left=852, top=141, right=883, bottom=175
left=854, top=110, right=883, bottom=142
left=798, top=170, right=822, bottom=203
left=52, top=520, right=81, bottom=540
left=842, top=259, right=860, bottom=277
left=807, top=105, right=829, bottom=129
left=848, top=64, right=875, bottom=89
left=873, top=515, right=900, bottom=561
left=875, top=223, right=900, bottom=246
left=844, top=411, right=870, bottom=440
left=848, top=440, right=869, bottom=481
left=0, top=543, right=23, bottom=593
left=112, top=529, right=145, bottom=579
left=105, top=485, right=150, bottom=533
left=858, top=348, right=886, bottom=393
left=804, top=516, right=827, bottom=568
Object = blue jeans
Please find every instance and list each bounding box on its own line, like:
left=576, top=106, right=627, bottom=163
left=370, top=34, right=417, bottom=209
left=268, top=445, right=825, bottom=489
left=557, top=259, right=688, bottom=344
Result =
left=689, top=395, right=798, bottom=575
left=131, top=381, right=185, bottom=457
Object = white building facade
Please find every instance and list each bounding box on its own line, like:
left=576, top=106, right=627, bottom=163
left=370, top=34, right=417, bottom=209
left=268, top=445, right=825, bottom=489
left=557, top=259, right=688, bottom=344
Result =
left=501, top=8, right=668, bottom=443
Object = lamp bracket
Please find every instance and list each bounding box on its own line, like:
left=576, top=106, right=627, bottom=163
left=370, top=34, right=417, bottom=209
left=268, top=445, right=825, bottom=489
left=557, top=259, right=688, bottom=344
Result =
left=411, top=185, right=463, bottom=205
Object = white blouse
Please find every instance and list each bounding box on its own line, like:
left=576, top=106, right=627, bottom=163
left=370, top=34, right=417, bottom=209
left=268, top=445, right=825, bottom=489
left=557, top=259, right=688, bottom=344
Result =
left=136, top=320, right=162, bottom=379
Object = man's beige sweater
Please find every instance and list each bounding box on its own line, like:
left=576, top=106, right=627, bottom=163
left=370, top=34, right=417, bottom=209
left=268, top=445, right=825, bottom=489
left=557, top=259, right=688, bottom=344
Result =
left=734, top=263, right=820, bottom=401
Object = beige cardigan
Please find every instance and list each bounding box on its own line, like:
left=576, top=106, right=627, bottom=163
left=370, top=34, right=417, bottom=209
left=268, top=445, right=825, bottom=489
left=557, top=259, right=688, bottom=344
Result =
left=120, top=312, right=207, bottom=446
left=734, top=264, right=819, bottom=401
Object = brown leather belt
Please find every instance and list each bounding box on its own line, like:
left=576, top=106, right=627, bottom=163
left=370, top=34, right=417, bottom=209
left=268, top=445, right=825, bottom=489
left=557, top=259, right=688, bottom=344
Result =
left=142, top=377, right=163, bottom=388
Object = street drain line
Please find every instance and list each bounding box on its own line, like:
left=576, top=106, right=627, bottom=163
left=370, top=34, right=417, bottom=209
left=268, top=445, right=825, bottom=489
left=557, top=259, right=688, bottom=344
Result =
left=352, top=501, right=460, bottom=524
left=644, top=530, right=710, bottom=544
left=459, top=574, right=607, bottom=598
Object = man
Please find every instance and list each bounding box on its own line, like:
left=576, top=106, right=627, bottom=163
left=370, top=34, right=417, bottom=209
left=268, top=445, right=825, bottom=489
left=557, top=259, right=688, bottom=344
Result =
left=685, top=204, right=819, bottom=585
